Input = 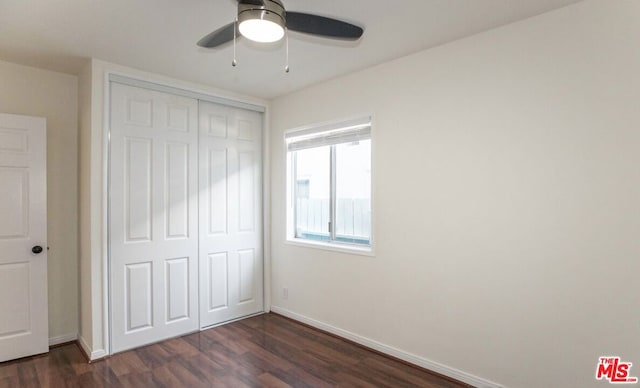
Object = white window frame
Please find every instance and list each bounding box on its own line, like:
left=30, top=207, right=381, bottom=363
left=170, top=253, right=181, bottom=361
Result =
left=285, top=116, right=374, bottom=256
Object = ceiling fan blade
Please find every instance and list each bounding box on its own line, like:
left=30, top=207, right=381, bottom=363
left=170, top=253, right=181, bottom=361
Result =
left=197, top=22, right=239, bottom=48
left=238, top=0, right=264, bottom=5
left=286, top=12, right=363, bottom=40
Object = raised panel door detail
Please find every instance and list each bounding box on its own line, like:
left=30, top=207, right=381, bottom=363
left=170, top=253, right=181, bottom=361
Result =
left=165, top=258, right=189, bottom=323
left=111, top=84, right=199, bottom=353
left=238, top=249, right=254, bottom=304
left=0, top=262, right=30, bottom=338
left=208, top=253, right=228, bottom=311
left=167, top=105, right=189, bottom=132
left=0, top=168, right=28, bottom=239
left=165, top=142, right=189, bottom=239
left=0, top=129, right=28, bottom=153
left=126, top=98, right=153, bottom=127
left=199, top=101, right=263, bottom=328
left=125, top=137, right=152, bottom=242
left=208, top=115, right=227, bottom=138
left=208, top=148, right=228, bottom=235
left=0, top=113, right=47, bottom=363
left=237, top=119, right=253, bottom=141
left=125, top=262, right=153, bottom=332
left=238, top=151, right=254, bottom=232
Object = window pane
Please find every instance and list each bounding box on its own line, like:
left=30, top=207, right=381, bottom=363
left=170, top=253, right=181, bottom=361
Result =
left=294, top=146, right=330, bottom=241
left=335, top=139, right=371, bottom=245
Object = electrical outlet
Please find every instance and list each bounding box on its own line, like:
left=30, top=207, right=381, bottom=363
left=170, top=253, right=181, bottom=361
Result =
left=282, top=287, right=289, bottom=300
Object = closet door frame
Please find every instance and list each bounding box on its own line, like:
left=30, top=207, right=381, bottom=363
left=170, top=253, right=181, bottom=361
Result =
left=102, top=72, right=270, bottom=356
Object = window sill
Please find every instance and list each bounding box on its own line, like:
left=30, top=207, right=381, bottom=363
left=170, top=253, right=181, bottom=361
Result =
left=285, top=238, right=375, bottom=257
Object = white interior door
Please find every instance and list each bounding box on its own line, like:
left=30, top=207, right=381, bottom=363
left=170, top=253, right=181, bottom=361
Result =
left=0, top=113, right=48, bottom=362
left=110, top=83, right=199, bottom=353
left=199, top=101, right=264, bottom=327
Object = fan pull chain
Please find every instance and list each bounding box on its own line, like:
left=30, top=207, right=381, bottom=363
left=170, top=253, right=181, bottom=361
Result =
left=284, top=27, right=290, bottom=73
left=232, top=19, right=238, bottom=67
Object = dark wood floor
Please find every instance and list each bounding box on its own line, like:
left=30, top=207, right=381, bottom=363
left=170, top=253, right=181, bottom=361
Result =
left=0, top=313, right=470, bottom=387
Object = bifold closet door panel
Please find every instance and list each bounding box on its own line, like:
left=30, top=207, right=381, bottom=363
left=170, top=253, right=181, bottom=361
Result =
left=110, top=83, right=199, bottom=353
left=198, top=101, right=264, bottom=327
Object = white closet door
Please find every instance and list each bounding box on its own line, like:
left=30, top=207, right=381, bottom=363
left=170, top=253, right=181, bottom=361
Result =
left=110, top=83, right=199, bottom=352
left=199, top=101, right=263, bottom=327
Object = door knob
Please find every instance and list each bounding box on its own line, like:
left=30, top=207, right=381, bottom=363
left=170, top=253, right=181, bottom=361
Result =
left=32, top=246, right=43, bottom=254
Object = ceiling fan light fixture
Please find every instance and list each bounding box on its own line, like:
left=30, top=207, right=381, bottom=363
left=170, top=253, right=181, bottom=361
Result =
left=197, top=0, right=365, bottom=49
left=238, top=0, right=286, bottom=43
left=239, top=17, right=284, bottom=43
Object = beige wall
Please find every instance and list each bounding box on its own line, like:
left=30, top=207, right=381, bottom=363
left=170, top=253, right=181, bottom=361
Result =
left=269, top=1, right=640, bottom=387
left=0, top=60, right=79, bottom=343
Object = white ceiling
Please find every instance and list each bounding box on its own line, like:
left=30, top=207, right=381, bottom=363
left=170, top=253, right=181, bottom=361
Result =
left=0, top=0, right=581, bottom=99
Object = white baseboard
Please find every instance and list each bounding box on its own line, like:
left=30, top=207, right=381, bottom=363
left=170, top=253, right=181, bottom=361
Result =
left=49, top=333, right=77, bottom=346
left=270, top=306, right=504, bottom=388
left=77, top=334, right=107, bottom=361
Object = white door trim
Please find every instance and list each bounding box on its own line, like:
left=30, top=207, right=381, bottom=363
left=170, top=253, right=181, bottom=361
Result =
left=109, top=74, right=265, bottom=113
left=102, top=71, right=270, bottom=356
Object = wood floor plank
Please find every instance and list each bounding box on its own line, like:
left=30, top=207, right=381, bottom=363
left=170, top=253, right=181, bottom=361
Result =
left=0, top=313, right=471, bottom=388
left=0, top=364, right=16, bottom=380
left=0, top=377, right=17, bottom=388
left=244, top=329, right=339, bottom=384
left=160, top=337, right=201, bottom=358
left=333, top=371, right=381, bottom=388
left=16, top=363, right=40, bottom=388
left=269, top=367, right=334, bottom=388
left=115, top=370, right=155, bottom=388
left=258, top=372, right=292, bottom=388
left=253, top=320, right=365, bottom=367
left=236, top=338, right=296, bottom=371
left=104, top=351, right=150, bottom=377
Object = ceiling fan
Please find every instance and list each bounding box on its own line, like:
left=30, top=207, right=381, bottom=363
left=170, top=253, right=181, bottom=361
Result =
left=197, top=0, right=364, bottom=49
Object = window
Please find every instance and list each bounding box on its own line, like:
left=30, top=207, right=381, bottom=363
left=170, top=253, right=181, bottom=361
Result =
left=296, top=179, right=310, bottom=199
left=286, top=117, right=372, bottom=251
